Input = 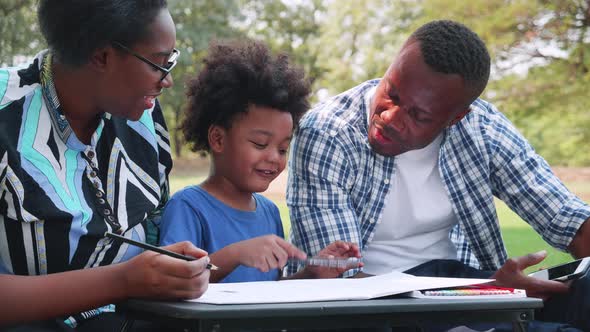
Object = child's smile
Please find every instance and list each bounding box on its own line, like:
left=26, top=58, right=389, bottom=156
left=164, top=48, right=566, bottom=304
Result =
left=212, top=105, right=294, bottom=195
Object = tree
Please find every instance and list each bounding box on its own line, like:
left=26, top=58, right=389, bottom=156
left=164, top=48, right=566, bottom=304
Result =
left=239, top=0, right=327, bottom=101
left=315, top=0, right=419, bottom=96
left=3, top=0, right=588, bottom=165
left=161, top=0, right=243, bottom=157
left=0, top=0, right=44, bottom=66
left=418, top=0, right=590, bottom=165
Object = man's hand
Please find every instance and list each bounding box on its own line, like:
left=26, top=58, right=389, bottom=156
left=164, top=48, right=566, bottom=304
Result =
left=491, top=250, right=569, bottom=300
left=122, top=241, right=211, bottom=300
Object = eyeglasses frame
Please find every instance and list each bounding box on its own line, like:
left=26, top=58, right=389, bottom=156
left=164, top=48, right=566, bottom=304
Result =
left=113, top=41, right=180, bottom=82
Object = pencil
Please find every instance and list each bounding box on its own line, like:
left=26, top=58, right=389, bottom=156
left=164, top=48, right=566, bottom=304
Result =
left=105, top=232, right=219, bottom=270
left=289, top=257, right=362, bottom=268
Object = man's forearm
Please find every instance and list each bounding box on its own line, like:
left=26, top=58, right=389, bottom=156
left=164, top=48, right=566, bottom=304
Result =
left=568, top=217, right=590, bottom=258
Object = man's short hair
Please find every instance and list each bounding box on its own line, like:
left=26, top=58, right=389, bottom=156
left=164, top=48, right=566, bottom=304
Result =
left=38, top=0, right=167, bottom=66
left=411, top=20, right=491, bottom=95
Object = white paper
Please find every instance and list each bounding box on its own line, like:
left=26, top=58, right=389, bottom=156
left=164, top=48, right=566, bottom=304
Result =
left=188, top=271, right=494, bottom=304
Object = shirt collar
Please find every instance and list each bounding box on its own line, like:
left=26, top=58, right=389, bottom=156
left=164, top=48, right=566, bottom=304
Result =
left=40, top=52, right=74, bottom=143
left=39, top=52, right=107, bottom=148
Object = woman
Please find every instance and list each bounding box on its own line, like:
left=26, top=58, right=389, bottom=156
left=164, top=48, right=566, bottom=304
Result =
left=0, top=1, right=209, bottom=330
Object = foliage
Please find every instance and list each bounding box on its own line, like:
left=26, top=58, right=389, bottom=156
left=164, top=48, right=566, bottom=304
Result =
left=0, top=0, right=44, bottom=66
left=161, top=0, right=244, bottom=157
left=416, top=0, right=590, bottom=165
left=315, top=0, right=419, bottom=95
left=1, top=0, right=589, bottom=165
left=238, top=0, right=327, bottom=101
left=490, top=60, right=590, bottom=166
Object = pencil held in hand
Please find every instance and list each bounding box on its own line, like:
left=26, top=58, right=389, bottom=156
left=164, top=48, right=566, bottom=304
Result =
left=207, top=263, right=219, bottom=270
left=105, top=232, right=219, bottom=270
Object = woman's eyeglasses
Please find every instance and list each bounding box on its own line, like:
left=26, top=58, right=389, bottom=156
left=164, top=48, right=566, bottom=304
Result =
left=113, top=41, right=180, bottom=82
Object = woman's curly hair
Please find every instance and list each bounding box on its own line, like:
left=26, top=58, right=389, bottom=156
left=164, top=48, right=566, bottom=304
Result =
left=181, top=39, right=311, bottom=152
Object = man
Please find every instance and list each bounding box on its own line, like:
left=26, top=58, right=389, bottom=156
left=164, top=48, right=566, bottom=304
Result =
left=286, top=20, right=590, bottom=331
left=0, top=1, right=209, bottom=330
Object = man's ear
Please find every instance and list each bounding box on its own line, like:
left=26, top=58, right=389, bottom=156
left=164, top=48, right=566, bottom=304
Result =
left=208, top=125, right=226, bottom=153
left=449, top=107, right=471, bottom=126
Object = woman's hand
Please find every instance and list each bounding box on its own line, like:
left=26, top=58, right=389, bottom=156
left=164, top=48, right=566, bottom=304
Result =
left=122, top=241, right=210, bottom=300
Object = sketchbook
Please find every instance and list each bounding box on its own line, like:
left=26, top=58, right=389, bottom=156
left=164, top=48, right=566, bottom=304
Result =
left=187, top=271, right=519, bottom=305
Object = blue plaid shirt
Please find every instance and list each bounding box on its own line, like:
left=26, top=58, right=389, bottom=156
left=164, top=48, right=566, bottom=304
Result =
left=286, top=79, right=590, bottom=276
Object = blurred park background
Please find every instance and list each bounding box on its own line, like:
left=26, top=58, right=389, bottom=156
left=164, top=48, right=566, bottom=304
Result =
left=2, top=0, right=590, bottom=268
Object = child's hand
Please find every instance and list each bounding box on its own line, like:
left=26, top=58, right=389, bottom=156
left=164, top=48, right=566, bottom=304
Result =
left=307, top=241, right=362, bottom=279
left=235, top=235, right=306, bottom=272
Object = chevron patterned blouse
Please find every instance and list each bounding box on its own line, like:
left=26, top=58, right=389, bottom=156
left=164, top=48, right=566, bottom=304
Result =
left=0, top=51, right=172, bottom=276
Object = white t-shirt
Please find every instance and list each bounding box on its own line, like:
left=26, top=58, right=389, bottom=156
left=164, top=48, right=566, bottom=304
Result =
left=362, top=90, right=458, bottom=275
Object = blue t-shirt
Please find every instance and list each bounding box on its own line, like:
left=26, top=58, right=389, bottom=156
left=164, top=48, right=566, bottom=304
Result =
left=160, top=186, right=284, bottom=283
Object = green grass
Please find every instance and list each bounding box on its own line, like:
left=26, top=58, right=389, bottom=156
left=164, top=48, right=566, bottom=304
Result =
left=170, top=174, right=576, bottom=271
left=495, top=200, right=572, bottom=271
left=169, top=174, right=207, bottom=193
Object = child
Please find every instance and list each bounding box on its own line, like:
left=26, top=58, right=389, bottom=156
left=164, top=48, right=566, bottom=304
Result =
left=159, top=39, right=361, bottom=283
